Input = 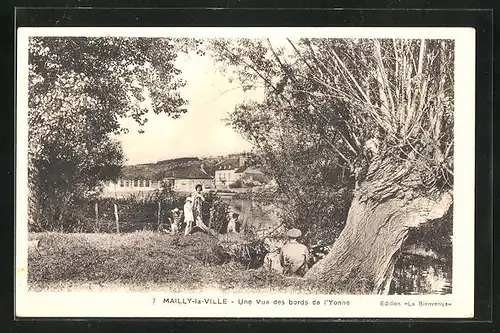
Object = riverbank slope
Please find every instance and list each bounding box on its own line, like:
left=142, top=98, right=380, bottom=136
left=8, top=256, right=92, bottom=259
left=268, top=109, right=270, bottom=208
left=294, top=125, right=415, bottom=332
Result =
left=26, top=231, right=323, bottom=293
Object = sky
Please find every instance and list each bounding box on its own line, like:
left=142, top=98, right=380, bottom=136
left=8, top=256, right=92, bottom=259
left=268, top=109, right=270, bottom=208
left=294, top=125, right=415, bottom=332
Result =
left=115, top=51, right=264, bottom=165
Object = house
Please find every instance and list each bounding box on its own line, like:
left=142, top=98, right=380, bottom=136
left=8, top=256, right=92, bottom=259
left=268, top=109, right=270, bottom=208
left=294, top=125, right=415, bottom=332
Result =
left=164, top=164, right=214, bottom=193
left=214, top=156, right=247, bottom=189
left=101, top=178, right=162, bottom=198
left=237, top=166, right=269, bottom=187
left=101, top=161, right=214, bottom=198
left=213, top=156, right=269, bottom=189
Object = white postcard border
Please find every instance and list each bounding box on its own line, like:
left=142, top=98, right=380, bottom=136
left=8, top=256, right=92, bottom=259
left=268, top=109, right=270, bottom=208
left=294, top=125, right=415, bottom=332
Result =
left=15, top=27, right=476, bottom=318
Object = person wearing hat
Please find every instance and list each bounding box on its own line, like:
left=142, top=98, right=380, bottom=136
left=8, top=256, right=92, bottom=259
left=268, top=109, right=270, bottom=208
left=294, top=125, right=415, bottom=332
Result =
left=279, top=228, right=310, bottom=276
left=183, top=196, right=194, bottom=236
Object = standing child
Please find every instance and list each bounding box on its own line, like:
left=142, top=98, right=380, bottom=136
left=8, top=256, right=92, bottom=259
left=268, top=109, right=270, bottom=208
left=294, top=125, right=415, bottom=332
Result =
left=183, top=196, right=194, bottom=236
left=226, top=213, right=239, bottom=233
left=192, top=184, right=205, bottom=224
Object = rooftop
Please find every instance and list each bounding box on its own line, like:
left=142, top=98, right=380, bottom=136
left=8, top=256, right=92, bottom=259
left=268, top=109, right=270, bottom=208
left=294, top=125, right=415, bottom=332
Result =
left=164, top=165, right=212, bottom=179
left=215, top=157, right=240, bottom=170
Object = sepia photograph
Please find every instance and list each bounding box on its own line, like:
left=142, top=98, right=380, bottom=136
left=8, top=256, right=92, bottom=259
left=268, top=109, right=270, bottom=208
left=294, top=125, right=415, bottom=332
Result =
left=15, top=27, right=475, bottom=318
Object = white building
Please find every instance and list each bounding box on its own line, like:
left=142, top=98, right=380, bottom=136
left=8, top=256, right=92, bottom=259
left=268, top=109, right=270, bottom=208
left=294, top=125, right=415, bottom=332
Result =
left=214, top=156, right=247, bottom=189
left=101, top=164, right=214, bottom=198
left=166, top=164, right=215, bottom=193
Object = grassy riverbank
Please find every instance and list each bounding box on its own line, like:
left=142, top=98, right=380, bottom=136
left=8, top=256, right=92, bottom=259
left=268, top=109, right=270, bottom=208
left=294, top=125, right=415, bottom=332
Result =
left=27, top=231, right=324, bottom=294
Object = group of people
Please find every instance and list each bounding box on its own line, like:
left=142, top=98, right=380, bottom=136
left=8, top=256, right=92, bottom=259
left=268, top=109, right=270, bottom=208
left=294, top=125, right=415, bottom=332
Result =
left=168, top=184, right=310, bottom=277
left=168, top=184, right=210, bottom=236
left=168, top=184, right=241, bottom=236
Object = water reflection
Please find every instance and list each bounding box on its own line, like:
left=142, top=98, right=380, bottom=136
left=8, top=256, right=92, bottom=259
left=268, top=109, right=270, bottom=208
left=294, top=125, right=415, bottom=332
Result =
left=227, top=197, right=282, bottom=232
left=390, top=253, right=452, bottom=295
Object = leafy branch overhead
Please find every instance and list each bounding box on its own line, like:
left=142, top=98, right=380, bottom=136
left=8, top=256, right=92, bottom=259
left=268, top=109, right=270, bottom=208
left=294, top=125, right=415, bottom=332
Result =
left=28, top=36, right=190, bottom=163
left=210, top=38, right=454, bottom=195
left=29, top=38, right=187, bottom=128
left=27, top=37, right=190, bottom=230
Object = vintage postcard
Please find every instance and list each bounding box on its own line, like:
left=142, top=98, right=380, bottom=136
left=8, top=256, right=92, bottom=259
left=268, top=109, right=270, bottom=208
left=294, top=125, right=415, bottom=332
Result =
left=16, top=27, right=475, bottom=318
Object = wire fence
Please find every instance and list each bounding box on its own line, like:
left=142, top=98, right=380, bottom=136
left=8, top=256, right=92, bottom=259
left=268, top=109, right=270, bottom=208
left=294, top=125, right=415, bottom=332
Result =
left=49, top=192, right=229, bottom=234
left=96, top=202, right=157, bottom=233
left=72, top=197, right=180, bottom=233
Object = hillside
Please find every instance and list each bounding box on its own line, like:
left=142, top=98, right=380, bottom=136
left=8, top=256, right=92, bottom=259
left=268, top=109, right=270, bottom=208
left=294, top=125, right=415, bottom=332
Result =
left=121, top=157, right=201, bottom=180
left=120, top=153, right=252, bottom=180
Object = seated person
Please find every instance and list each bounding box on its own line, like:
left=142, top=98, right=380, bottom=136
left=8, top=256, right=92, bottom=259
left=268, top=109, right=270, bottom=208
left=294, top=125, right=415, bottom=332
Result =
left=170, top=208, right=181, bottom=235
left=263, top=247, right=283, bottom=274
left=279, top=228, right=310, bottom=276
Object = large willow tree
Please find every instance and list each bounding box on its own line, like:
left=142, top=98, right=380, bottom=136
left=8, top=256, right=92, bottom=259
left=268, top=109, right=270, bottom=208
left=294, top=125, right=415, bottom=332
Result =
left=211, top=38, right=454, bottom=294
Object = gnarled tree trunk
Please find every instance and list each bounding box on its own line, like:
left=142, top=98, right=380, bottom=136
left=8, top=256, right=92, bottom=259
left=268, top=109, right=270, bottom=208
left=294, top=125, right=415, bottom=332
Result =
left=305, top=157, right=453, bottom=294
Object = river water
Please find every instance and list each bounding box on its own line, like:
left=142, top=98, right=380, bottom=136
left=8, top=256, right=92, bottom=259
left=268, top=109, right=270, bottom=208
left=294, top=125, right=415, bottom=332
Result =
left=389, top=253, right=452, bottom=295
left=225, top=196, right=452, bottom=295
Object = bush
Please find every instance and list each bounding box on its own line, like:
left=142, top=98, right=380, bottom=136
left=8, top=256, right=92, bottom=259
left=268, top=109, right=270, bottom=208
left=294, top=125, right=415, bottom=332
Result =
left=277, top=186, right=353, bottom=247
left=228, top=179, right=242, bottom=189
left=202, top=192, right=230, bottom=233
left=211, top=225, right=269, bottom=269
left=33, top=185, right=237, bottom=234
left=28, top=231, right=333, bottom=293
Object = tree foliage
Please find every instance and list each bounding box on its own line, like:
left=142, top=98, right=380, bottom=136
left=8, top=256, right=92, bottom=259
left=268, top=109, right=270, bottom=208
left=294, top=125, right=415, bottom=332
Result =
left=209, top=37, right=454, bottom=245
left=28, top=37, right=188, bottom=230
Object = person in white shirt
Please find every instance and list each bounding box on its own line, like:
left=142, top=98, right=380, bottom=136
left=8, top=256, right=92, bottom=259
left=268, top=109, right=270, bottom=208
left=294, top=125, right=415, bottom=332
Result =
left=183, top=196, right=194, bottom=236
left=279, top=228, right=310, bottom=276
left=226, top=213, right=239, bottom=233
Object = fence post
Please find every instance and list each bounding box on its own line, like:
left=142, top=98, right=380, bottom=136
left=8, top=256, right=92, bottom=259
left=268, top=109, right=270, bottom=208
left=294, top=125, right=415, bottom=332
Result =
left=114, top=203, right=120, bottom=233
left=157, top=201, right=161, bottom=228
left=94, top=202, right=99, bottom=232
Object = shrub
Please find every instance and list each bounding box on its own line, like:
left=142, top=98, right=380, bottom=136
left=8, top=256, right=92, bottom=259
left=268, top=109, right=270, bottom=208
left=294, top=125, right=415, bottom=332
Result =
left=202, top=192, right=230, bottom=233
left=212, top=226, right=268, bottom=269
left=28, top=231, right=335, bottom=293
left=228, top=179, right=242, bottom=189
left=276, top=186, right=353, bottom=247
